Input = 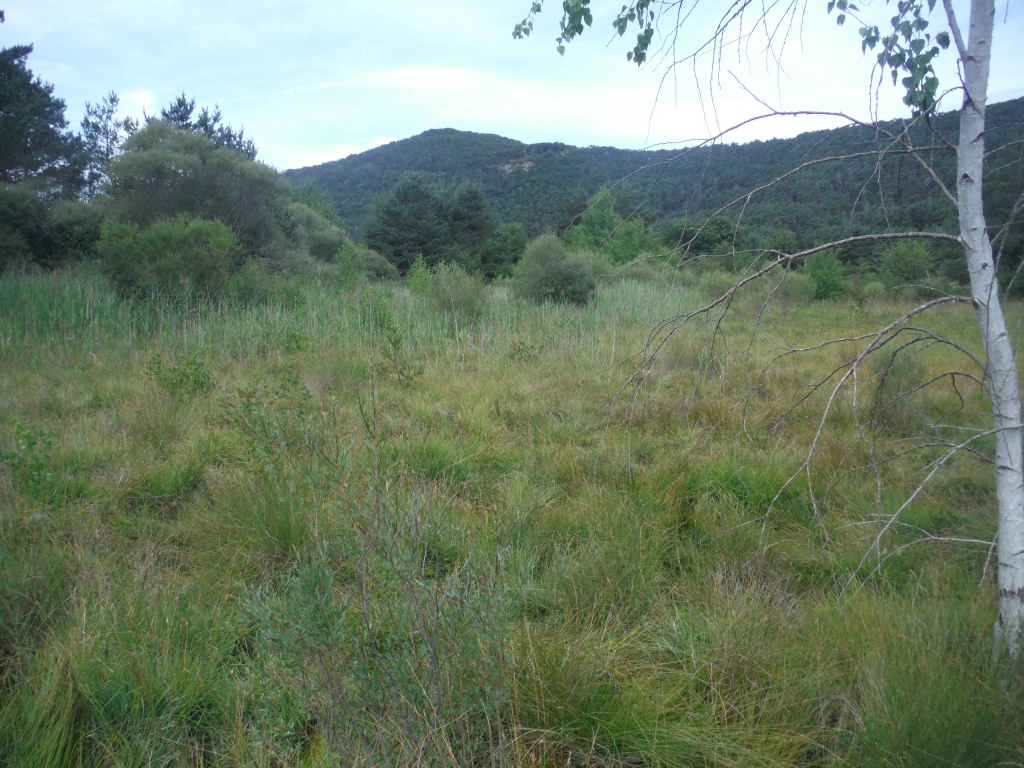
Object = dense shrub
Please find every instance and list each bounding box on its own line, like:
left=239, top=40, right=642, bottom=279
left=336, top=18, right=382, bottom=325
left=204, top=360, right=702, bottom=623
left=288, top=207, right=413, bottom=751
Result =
left=428, top=262, right=487, bottom=320
left=773, top=271, right=816, bottom=304
left=46, top=200, right=104, bottom=262
left=283, top=201, right=347, bottom=262
left=512, top=234, right=596, bottom=306
left=352, top=244, right=399, bottom=282
left=0, top=185, right=103, bottom=268
left=807, top=250, right=846, bottom=301
left=98, top=214, right=242, bottom=299
left=878, top=240, right=936, bottom=286
left=0, top=183, right=47, bottom=268
left=104, top=121, right=290, bottom=262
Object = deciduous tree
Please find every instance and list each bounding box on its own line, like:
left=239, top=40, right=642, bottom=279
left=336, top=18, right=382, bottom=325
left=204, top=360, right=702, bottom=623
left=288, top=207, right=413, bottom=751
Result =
left=519, top=0, right=1024, bottom=655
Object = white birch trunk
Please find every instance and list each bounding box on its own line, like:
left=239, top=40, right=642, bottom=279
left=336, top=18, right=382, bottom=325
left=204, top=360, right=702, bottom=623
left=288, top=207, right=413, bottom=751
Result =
left=954, top=0, right=1024, bottom=655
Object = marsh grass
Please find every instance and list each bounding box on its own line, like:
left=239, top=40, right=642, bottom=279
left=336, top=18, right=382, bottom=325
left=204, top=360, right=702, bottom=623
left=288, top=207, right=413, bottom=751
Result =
left=0, top=265, right=1020, bottom=766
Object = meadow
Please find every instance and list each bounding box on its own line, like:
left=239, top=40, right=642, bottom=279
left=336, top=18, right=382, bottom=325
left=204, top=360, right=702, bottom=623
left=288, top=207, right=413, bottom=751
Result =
left=1, top=265, right=1021, bottom=766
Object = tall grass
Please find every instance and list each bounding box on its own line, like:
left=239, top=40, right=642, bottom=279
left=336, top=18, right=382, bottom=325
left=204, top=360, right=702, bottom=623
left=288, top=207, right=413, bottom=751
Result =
left=0, top=264, right=1020, bottom=766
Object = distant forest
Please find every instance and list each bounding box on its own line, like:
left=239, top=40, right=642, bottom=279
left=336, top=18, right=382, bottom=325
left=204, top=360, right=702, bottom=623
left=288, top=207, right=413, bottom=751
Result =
left=285, top=97, right=1024, bottom=269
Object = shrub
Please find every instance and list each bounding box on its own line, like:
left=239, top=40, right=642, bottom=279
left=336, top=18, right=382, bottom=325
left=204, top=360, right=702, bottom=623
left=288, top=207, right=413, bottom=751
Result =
left=352, top=244, right=399, bottom=282
left=406, top=255, right=431, bottom=296
left=512, top=233, right=596, bottom=306
left=428, top=261, right=487, bottom=321
left=98, top=214, right=242, bottom=299
left=46, top=201, right=103, bottom=262
left=696, top=269, right=737, bottom=300
left=0, top=183, right=47, bottom=268
left=104, top=121, right=291, bottom=263
left=284, top=201, right=347, bottom=262
left=878, top=240, right=936, bottom=286
left=807, top=250, right=846, bottom=301
left=863, top=280, right=887, bottom=299
left=773, top=271, right=815, bottom=304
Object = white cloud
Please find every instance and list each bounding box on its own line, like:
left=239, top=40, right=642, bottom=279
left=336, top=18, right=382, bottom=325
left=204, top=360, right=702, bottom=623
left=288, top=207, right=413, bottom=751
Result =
left=10, top=0, right=1024, bottom=169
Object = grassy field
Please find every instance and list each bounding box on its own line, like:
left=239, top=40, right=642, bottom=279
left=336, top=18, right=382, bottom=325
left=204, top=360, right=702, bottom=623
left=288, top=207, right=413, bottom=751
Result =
left=1, top=265, right=1022, bottom=766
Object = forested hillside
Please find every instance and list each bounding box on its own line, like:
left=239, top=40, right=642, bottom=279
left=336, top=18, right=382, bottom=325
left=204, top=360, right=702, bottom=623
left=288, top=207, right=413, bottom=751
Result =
left=285, top=97, right=1024, bottom=262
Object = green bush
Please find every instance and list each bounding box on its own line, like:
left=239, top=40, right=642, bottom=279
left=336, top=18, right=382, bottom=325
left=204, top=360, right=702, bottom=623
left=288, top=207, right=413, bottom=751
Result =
left=428, top=261, right=487, bottom=321
left=807, top=250, right=846, bottom=301
left=0, top=183, right=47, bottom=268
left=774, top=271, right=816, bottom=304
left=863, top=280, right=887, bottom=300
left=104, top=121, right=291, bottom=263
left=878, top=240, right=936, bottom=286
left=352, top=244, right=399, bottom=282
left=512, top=233, right=596, bottom=306
left=46, top=201, right=103, bottom=262
left=98, top=214, right=242, bottom=299
left=696, top=269, right=737, bottom=300
left=406, top=255, right=431, bottom=296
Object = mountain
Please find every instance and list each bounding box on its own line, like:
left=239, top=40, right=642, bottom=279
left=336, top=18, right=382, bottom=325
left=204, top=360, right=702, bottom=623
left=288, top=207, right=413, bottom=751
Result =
left=284, top=98, right=1024, bottom=260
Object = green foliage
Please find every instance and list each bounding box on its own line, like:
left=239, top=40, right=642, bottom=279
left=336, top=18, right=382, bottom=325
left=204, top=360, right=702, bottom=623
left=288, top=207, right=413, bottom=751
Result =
left=289, top=183, right=344, bottom=227
left=878, top=239, right=936, bottom=286
left=155, top=92, right=256, bottom=159
left=807, top=250, right=847, bottom=301
left=104, top=121, right=289, bottom=262
left=839, top=0, right=951, bottom=114
left=0, top=185, right=103, bottom=269
left=481, top=221, right=527, bottom=279
left=766, top=228, right=799, bottom=255
left=283, top=201, right=346, bottom=262
left=0, top=45, right=84, bottom=195
left=406, top=255, right=432, bottom=295
left=80, top=91, right=137, bottom=199
left=145, top=354, right=215, bottom=400
left=45, top=201, right=103, bottom=262
left=0, top=183, right=47, bottom=268
left=97, top=214, right=242, bottom=299
left=562, top=187, right=661, bottom=264
left=1, top=418, right=56, bottom=501
left=363, top=174, right=451, bottom=271
left=513, top=233, right=596, bottom=305
left=663, top=214, right=742, bottom=256
left=364, top=174, right=503, bottom=274
left=351, top=243, right=399, bottom=281
left=427, top=261, right=488, bottom=321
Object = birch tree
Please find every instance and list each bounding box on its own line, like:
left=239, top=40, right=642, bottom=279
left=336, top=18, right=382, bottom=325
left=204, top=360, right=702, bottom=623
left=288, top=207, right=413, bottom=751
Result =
left=518, top=0, right=1024, bottom=655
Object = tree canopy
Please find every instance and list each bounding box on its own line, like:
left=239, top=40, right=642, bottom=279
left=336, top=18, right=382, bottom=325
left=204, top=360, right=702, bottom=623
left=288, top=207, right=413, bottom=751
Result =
left=154, top=93, right=257, bottom=160
left=0, top=44, right=84, bottom=195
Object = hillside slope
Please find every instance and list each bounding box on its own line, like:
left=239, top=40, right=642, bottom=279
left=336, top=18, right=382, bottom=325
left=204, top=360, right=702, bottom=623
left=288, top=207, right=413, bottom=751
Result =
left=285, top=98, right=1024, bottom=258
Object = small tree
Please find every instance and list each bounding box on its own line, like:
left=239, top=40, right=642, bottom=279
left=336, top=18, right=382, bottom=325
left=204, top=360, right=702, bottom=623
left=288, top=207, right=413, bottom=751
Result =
left=513, top=233, right=596, bottom=305
left=80, top=91, right=138, bottom=199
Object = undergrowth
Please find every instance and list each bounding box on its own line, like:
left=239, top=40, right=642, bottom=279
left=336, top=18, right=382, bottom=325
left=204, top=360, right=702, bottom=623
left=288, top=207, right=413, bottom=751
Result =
left=0, top=265, right=1020, bottom=766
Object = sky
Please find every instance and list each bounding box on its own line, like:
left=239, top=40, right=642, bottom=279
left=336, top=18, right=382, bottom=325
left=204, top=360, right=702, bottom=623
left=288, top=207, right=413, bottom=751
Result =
left=6, top=1, right=1024, bottom=171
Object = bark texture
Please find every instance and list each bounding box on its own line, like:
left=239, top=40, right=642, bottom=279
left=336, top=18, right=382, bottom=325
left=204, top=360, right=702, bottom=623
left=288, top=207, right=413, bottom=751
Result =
left=954, top=0, right=1024, bottom=654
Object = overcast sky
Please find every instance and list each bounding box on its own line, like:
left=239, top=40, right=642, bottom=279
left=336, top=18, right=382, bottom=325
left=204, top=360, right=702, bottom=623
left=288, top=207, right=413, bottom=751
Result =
left=6, top=1, right=1023, bottom=170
